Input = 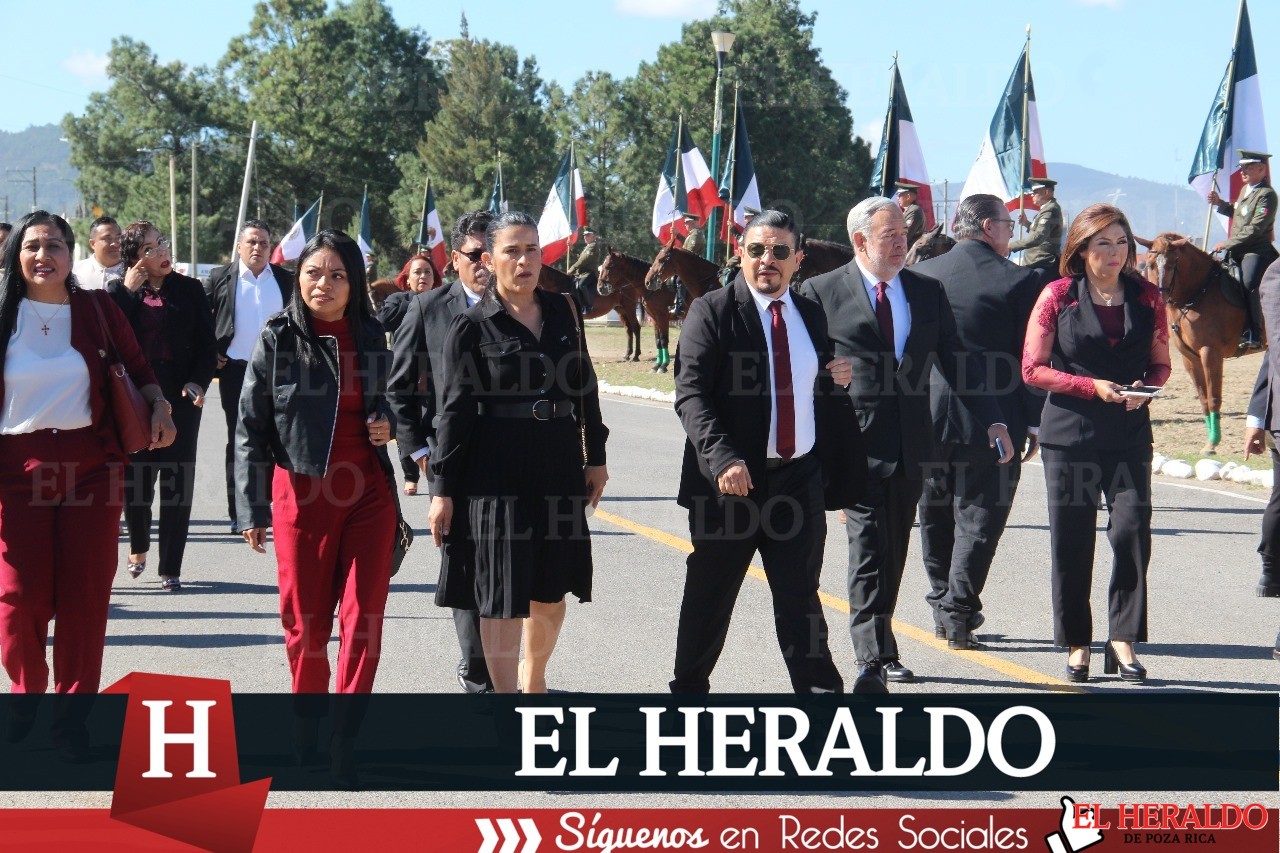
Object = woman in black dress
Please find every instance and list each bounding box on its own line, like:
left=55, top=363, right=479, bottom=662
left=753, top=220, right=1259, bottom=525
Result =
left=428, top=211, right=608, bottom=694
left=109, top=221, right=217, bottom=590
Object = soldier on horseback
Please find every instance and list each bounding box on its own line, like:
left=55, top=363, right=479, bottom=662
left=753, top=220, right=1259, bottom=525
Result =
left=895, top=181, right=925, bottom=249
left=1011, top=177, right=1064, bottom=273
left=568, top=228, right=602, bottom=314
left=1209, top=150, right=1278, bottom=349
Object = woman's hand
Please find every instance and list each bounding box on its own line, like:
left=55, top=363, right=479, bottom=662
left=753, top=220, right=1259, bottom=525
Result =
left=182, top=382, right=205, bottom=407
left=122, top=264, right=148, bottom=293
left=1092, top=379, right=1125, bottom=403
left=150, top=403, right=177, bottom=449
left=1123, top=380, right=1151, bottom=411
left=366, top=414, right=391, bottom=446
left=243, top=527, right=268, bottom=553
left=429, top=496, right=453, bottom=547
left=585, top=465, right=609, bottom=509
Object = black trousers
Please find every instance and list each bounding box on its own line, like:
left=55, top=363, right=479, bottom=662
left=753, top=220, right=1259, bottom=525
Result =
left=219, top=359, right=248, bottom=523
left=454, top=608, right=490, bottom=691
left=846, top=467, right=924, bottom=664
left=672, top=455, right=842, bottom=694
left=1258, top=437, right=1280, bottom=572
left=401, top=454, right=419, bottom=485
left=125, top=380, right=202, bottom=577
left=1041, top=444, right=1151, bottom=646
left=1240, top=251, right=1274, bottom=292
left=918, top=444, right=1022, bottom=634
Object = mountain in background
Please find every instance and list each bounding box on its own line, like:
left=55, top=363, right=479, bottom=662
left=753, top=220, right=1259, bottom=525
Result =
left=0, top=124, right=79, bottom=221
left=0, top=124, right=1234, bottom=244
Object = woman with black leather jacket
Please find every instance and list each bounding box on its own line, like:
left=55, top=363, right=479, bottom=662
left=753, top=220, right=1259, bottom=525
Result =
left=233, top=230, right=398, bottom=779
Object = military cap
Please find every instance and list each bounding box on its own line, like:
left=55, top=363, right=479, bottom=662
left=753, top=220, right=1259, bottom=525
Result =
left=893, top=180, right=921, bottom=194
left=1239, top=150, right=1271, bottom=164
left=1029, top=177, right=1057, bottom=189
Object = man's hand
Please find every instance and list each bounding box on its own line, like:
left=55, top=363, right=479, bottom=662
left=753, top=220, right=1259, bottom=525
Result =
left=826, top=357, right=851, bottom=388
left=1211, top=241, right=1226, bottom=254
left=717, top=461, right=753, bottom=497
left=182, top=382, right=205, bottom=408
left=243, top=527, right=268, bottom=553
left=416, top=455, right=429, bottom=477
left=1207, top=189, right=1223, bottom=206
left=429, top=496, right=453, bottom=547
left=1022, top=431, right=1040, bottom=462
left=1017, top=212, right=1031, bottom=228
left=1245, top=426, right=1267, bottom=460
left=989, top=424, right=1015, bottom=464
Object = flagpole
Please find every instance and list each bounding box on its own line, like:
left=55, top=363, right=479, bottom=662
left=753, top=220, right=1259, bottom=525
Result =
left=882, top=53, right=898, bottom=197
left=418, top=177, right=429, bottom=255
left=316, top=191, right=324, bottom=231
left=723, top=84, right=740, bottom=264
left=942, top=179, right=950, bottom=234
left=232, top=120, right=258, bottom=258
left=676, top=114, right=686, bottom=244
left=1018, top=26, right=1031, bottom=239
left=1203, top=0, right=1245, bottom=249
left=565, top=142, right=575, bottom=273
left=498, top=151, right=505, bottom=211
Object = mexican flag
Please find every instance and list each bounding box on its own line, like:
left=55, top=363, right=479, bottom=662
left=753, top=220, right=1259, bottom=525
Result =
left=871, top=61, right=935, bottom=229
left=270, top=195, right=321, bottom=264
left=718, top=88, right=762, bottom=238
left=537, top=148, right=587, bottom=265
left=959, top=43, right=1047, bottom=212
left=416, top=179, right=447, bottom=272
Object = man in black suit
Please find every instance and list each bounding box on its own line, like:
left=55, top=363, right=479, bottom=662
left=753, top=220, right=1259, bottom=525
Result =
left=911, top=194, right=1046, bottom=650
left=1242, top=261, right=1280, bottom=660
left=671, top=209, right=866, bottom=694
left=799, top=197, right=1013, bottom=694
left=204, top=219, right=293, bottom=533
left=388, top=210, right=494, bottom=693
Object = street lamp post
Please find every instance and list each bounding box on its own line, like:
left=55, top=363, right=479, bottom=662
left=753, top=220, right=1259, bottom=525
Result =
left=138, top=147, right=179, bottom=256
left=705, top=30, right=735, bottom=264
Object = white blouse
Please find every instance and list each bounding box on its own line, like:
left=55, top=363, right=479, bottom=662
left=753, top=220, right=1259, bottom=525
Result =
left=0, top=300, right=93, bottom=434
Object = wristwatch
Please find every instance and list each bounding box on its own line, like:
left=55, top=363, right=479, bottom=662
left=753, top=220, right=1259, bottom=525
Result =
left=151, top=397, right=173, bottom=415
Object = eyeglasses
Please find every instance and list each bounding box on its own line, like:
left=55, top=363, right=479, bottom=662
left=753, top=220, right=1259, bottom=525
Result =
left=745, top=242, right=793, bottom=260
left=142, top=238, right=172, bottom=258
left=988, top=219, right=1016, bottom=232
left=457, top=249, right=484, bottom=263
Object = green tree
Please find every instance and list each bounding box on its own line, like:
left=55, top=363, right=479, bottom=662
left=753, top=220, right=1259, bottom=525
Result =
left=221, top=0, right=441, bottom=261
left=391, top=35, right=555, bottom=246
left=62, top=37, right=244, bottom=261
left=545, top=72, right=629, bottom=247
left=616, top=0, right=872, bottom=252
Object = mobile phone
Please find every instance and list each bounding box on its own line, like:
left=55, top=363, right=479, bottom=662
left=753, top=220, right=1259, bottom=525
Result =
left=1118, top=386, right=1163, bottom=397
left=994, top=436, right=1007, bottom=460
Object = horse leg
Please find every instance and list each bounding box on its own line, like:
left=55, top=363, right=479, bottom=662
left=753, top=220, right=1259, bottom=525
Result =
left=1200, top=347, right=1225, bottom=454
left=1179, top=352, right=1211, bottom=454
left=651, top=310, right=667, bottom=373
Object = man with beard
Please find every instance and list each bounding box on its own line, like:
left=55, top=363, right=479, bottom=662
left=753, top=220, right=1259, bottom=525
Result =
left=389, top=210, right=495, bottom=693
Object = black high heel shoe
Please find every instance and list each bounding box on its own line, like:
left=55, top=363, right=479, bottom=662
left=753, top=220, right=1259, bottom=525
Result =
left=1104, top=641, right=1147, bottom=683
left=1064, top=646, right=1091, bottom=683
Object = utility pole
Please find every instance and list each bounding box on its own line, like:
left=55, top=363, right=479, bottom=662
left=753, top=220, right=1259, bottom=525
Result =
left=189, top=139, right=198, bottom=275
left=6, top=168, right=37, bottom=212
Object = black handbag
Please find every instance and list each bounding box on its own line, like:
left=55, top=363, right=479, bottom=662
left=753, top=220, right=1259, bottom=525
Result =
left=391, top=516, right=413, bottom=577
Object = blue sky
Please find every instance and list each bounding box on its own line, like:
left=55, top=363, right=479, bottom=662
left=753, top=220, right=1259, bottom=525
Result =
left=0, top=0, right=1271, bottom=186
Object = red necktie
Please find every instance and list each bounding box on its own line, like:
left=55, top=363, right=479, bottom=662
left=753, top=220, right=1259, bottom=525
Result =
left=875, top=281, right=895, bottom=353
left=769, top=301, right=795, bottom=460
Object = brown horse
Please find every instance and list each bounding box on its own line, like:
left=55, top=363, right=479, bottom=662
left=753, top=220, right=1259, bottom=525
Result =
left=643, top=243, right=722, bottom=372
left=368, top=278, right=400, bottom=311
left=537, top=263, right=644, bottom=362
left=1137, top=232, right=1261, bottom=454
left=905, top=222, right=956, bottom=265
left=795, top=237, right=854, bottom=282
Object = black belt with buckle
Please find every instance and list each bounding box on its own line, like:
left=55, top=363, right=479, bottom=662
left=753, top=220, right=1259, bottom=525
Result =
left=477, top=399, right=574, bottom=421
left=765, top=453, right=808, bottom=470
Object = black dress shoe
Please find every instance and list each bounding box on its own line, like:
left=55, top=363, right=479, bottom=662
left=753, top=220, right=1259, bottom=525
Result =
left=947, top=630, right=986, bottom=651
left=1104, top=641, right=1147, bottom=683
left=851, top=663, right=888, bottom=694
left=883, top=660, right=914, bottom=683
left=934, top=625, right=947, bottom=640
left=230, top=522, right=240, bottom=536
left=456, top=660, right=494, bottom=694
left=1258, top=572, right=1280, bottom=597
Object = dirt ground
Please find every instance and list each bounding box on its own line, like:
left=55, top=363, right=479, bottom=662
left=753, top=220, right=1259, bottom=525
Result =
left=585, top=323, right=1268, bottom=466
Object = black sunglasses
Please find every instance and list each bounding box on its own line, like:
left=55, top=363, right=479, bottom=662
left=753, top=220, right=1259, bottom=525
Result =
left=456, top=249, right=484, bottom=263
left=745, top=242, right=793, bottom=260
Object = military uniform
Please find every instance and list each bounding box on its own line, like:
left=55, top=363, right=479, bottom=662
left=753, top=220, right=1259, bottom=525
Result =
left=1215, top=151, right=1279, bottom=345
left=1009, top=197, right=1064, bottom=272
left=902, top=202, right=924, bottom=248
left=682, top=226, right=704, bottom=253
left=568, top=238, right=602, bottom=313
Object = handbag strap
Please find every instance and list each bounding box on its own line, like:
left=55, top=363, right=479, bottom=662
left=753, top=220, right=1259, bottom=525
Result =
left=561, top=293, right=588, bottom=465
left=85, top=290, right=122, bottom=363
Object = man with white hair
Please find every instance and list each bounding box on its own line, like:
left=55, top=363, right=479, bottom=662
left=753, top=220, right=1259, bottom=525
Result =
left=799, top=197, right=1013, bottom=694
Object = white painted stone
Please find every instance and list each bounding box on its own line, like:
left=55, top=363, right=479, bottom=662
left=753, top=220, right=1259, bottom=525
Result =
left=1194, top=459, right=1223, bottom=481
left=1161, top=460, right=1194, bottom=479
left=1218, top=461, right=1238, bottom=478
left=1151, top=453, right=1168, bottom=473
left=598, top=381, right=676, bottom=404
left=1227, top=465, right=1255, bottom=484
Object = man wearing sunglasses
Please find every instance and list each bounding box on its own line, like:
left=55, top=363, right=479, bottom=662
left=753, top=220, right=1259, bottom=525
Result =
left=799, top=197, right=1013, bottom=694
left=911, top=193, right=1046, bottom=652
left=389, top=209, right=495, bottom=694
left=671, top=209, right=866, bottom=694
left=204, top=219, right=294, bottom=535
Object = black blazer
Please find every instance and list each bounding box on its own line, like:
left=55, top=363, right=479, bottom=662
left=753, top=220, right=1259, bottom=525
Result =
left=388, top=280, right=475, bottom=465
left=1248, top=262, right=1280, bottom=430
left=203, top=261, right=294, bottom=358
left=911, top=239, right=1045, bottom=448
left=674, top=276, right=866, bottom=511
left=798, top=261, right=1002, bottom=481
left=377, top=289, right=415, bottom=334
left=106, top=271, right=219, bottom=391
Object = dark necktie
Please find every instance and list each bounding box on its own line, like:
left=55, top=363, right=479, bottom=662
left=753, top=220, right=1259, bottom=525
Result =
left=769, top=301, right=795, bottom=460
left=875, top=281, right=895, bottom=353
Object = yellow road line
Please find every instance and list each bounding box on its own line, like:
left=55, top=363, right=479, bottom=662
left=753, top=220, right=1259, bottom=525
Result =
left=594, top=507, right=1082, bottom=693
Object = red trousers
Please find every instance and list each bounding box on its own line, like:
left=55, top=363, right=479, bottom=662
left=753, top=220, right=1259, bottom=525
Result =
left=271, top=455, right=394, bottom=694
left=0, top=428, right=123, bottom=694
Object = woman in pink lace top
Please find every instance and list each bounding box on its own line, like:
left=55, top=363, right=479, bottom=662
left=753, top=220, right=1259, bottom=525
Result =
left=1022, top=203, right=1170, bottom=684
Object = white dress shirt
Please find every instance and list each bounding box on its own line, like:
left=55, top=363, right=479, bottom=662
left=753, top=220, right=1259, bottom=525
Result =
left=226, top=263, right=284, bottom=362
left=854, top=258, right=910, bottom=360
left=749, top=286, right=818, bottom=460
left=0, top=301, right=92, bottom=434
left=71, top=256, right=123, bottom=291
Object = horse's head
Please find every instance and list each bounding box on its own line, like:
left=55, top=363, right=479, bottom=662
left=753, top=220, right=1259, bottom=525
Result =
left=646, top=242, right=675, bottom=290
left=905, top=223, right=954, bottom=266
left=598, top=248, right=618, bottom=295
left=1140, top=232, right=1215, bottom=305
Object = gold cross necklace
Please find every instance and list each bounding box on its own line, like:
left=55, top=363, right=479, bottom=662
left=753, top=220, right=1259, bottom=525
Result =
left=27, top=297, right=69, bottom=335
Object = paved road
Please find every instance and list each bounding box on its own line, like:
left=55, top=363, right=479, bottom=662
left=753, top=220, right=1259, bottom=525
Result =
left=21, top=384, right=1279, bottom=810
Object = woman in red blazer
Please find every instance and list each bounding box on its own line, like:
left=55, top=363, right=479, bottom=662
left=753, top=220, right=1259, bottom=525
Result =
left=0, top=211, right=175, bottom=759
